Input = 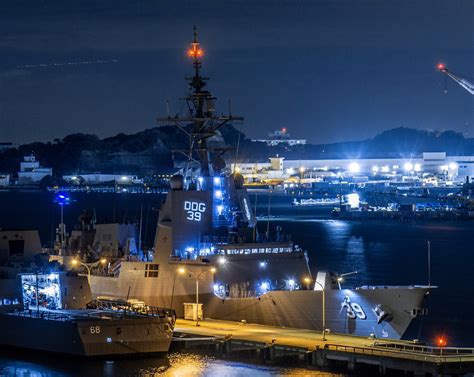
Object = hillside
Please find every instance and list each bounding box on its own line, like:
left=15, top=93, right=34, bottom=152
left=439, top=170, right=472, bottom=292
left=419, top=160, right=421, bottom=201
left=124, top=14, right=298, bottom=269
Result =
left=1, top=126, right=474, bottom=177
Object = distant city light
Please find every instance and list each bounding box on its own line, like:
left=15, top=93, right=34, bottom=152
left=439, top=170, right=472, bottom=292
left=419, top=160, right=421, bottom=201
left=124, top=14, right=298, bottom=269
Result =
left=286, top=168, right=295, bottom=175
left=218, top=256, right=227, bottom=265
left=348, top=162, right=360, bottom=173
left=414, top=163, right=422, bottom=172
left=299, top=166, right=305, bottom=173
left=259, top=261, right=267, bottom=268
left=372, top=165, right=379, bottom=173
left=260, top=282, right=269, bottom=291
left=449, top=162, right=458, bottom=170
left=404, top=162, right=413, bottom=172
left=121, top=176, right=128, bottom=181
left=214, top=190, right=223, bottom=199
left=381, top=165, right=390, bottom=173
left=440, top=165, right=449, bottom=171
left=346, top=193, right=360, bottom=209
left=213, top=177, right=221, bottom=185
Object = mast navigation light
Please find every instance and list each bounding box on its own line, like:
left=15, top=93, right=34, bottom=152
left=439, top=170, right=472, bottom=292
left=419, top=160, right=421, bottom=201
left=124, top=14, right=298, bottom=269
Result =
left=437, top=63, right=446, bottom=71
left=187, top=45, right=204, bottom=59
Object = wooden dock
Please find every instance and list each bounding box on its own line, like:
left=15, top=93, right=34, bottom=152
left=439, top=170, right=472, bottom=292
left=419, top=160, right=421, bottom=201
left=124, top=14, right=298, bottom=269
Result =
left=173, top=319, right=474, bottom=376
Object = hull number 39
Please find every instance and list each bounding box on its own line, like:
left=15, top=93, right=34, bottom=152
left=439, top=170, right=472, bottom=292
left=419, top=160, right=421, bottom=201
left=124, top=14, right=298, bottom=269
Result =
left=341, top=295, right=367, bottom=320
left=184, top=201, right=206, bottom=222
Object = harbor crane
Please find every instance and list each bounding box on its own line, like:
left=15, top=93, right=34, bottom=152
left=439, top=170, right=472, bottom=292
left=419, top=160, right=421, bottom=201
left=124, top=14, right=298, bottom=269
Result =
left=437, top=63, right=474, bottom=95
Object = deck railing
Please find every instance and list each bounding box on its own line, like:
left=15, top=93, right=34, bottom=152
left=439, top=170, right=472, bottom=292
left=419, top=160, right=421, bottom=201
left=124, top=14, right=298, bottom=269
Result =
left=325, top=343, right=474, bottom=363
left=6, top=306, right=176, bottom=323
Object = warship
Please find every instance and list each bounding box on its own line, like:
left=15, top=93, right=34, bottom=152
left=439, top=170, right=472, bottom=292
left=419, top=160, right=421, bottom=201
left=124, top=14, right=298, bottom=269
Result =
left=0, top=230, right=175, bottom=356
left=86, top=27, right=431, bottom=340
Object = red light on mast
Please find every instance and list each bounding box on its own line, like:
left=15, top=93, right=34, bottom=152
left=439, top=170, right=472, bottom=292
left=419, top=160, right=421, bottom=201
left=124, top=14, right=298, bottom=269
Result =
left=187, top=44, right=204, bottom=59
left=437, top=63, right=446, bottom=71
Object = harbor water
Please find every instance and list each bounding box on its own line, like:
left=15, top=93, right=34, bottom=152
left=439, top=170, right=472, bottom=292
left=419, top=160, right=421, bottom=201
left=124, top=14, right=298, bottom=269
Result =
left=0, top=190, right=473, bottom=375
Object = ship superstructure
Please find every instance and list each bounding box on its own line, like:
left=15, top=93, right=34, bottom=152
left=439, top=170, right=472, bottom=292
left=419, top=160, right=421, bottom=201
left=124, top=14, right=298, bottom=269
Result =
left=86, top=28, right=431, bottom=340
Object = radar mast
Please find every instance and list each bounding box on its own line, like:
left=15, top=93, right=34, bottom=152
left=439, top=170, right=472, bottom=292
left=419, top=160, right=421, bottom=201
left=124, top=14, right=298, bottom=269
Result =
left=157, top=26, right=243, bottom=178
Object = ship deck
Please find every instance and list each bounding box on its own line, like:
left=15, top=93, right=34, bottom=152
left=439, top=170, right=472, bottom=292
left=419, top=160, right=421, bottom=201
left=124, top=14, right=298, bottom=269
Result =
left=5, top=308, right=174, bottom=322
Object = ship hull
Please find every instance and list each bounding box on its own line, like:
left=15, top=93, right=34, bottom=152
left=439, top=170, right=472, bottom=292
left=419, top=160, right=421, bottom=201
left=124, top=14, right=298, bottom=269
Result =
left=0, top=311, right=174, bottom=356
left=89, top=274, right=428, bottom=340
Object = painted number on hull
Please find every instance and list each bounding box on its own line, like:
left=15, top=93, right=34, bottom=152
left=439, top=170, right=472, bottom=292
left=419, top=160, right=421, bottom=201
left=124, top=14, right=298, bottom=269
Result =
left=184, top=201, right=206, bottom=222
left=90, top=326, right=101, bottom=334
left=341, top=295, right=367, bottom=320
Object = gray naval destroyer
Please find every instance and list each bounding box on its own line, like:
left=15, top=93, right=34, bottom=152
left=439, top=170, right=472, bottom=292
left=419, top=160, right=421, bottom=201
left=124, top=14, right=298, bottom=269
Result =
left=87, top=28, right=431, bottom=340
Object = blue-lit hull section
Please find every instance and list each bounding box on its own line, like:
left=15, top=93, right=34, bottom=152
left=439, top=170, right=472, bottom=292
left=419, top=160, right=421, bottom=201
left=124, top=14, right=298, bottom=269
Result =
left=88, top=270, right=428, bottom=339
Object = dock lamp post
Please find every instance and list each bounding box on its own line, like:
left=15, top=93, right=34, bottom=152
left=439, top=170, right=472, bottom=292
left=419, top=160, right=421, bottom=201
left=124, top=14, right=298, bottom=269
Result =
left=178, top=267, right=216, bottom=326
left=72, top=258, right=107, bottom=283
left=314, top=280, right=327, bottom=341
left=54, top=193, right=72, bottom=255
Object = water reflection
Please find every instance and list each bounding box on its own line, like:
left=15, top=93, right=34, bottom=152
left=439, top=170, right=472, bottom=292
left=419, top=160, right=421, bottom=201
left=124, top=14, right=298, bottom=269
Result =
left=0, top=352, right=344, bottom=377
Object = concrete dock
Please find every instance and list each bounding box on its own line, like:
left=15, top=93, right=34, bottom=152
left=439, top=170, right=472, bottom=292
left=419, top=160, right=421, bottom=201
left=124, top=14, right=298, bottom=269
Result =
left=174, top=319, right=474, bottom=376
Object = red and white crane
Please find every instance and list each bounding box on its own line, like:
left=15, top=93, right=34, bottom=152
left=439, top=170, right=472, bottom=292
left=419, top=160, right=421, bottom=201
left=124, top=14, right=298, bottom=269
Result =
left=437, top=63, right=474, bottom=95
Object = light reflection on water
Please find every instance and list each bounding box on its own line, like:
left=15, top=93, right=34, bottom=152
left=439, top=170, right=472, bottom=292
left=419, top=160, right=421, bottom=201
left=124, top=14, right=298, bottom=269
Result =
left=0, top=353, right=343, bottom=377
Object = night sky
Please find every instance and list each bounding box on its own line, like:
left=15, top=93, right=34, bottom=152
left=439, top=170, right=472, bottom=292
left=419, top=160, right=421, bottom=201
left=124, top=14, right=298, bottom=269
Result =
left=0, top=0, right=473, bottom=145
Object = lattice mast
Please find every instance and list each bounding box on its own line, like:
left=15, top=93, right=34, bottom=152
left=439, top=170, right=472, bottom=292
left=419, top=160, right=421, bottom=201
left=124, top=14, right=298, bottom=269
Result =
left=157, top=26, right=243, bottom=177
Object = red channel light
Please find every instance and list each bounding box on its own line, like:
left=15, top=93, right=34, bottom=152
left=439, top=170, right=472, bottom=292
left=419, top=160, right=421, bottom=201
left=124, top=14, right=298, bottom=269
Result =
left=436, top=336, right=447, bottom=347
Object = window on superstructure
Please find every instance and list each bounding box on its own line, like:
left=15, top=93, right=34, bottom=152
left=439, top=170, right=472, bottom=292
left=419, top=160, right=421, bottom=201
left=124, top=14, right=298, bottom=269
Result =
left=145, top=264, right=159, bottom=278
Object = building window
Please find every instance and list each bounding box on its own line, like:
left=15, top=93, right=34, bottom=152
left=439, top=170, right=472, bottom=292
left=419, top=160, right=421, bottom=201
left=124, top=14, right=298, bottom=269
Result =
left=145, top=264, right=159, bottom=278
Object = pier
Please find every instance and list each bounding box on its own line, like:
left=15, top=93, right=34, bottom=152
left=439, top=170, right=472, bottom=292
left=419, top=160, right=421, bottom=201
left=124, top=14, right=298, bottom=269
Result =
left=173, top=319, right=474, bottom=376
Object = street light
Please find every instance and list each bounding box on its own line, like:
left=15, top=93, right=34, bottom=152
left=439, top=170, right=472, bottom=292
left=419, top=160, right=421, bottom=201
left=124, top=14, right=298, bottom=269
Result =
left=178, top=266, right=216, bottom=326
left=337, top=270, right=358, bottom=290
left=314, top=280, right=326, bottom=341
left=72, top=258, right=107, bottom=283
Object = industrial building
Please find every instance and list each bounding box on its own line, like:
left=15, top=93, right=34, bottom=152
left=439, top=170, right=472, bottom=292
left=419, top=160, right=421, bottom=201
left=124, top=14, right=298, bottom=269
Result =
left=17, top=155, right=53, bottom=184
left=236, top=152, right=474, bottom=185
